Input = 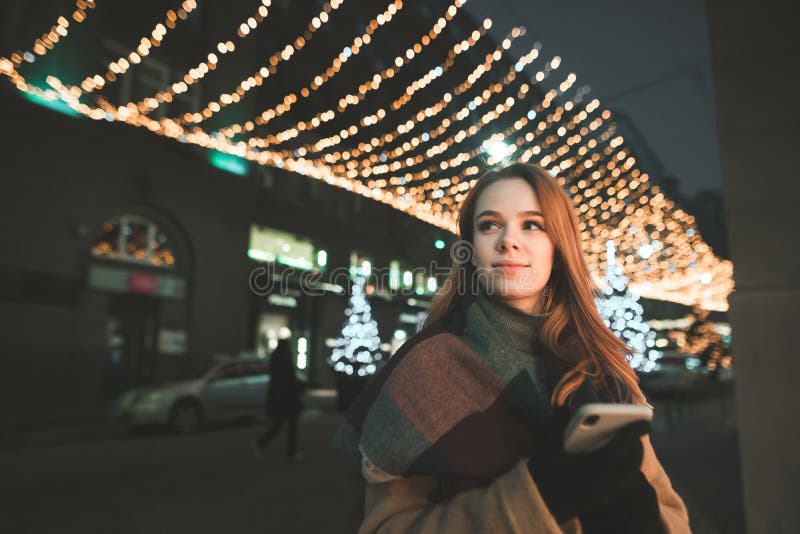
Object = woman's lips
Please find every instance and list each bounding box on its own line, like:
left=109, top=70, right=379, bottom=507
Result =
left=492, top=263, right=529, bottom=274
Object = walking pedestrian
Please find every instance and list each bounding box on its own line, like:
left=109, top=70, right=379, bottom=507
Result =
left=252, top=338, right=306, bottom=462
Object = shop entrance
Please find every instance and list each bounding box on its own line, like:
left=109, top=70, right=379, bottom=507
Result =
left=103, top=294, right=159, bottom=399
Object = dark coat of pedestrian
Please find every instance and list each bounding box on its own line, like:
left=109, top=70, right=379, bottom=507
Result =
left=266, top=339, right=306, bottom=417
left=252, top=339, right=306, bottom=461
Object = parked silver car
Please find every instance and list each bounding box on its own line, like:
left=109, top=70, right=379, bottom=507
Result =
left=113, top=355, right=270, bottom=433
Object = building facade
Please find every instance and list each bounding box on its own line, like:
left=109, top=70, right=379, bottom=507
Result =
left=0, top=93, right=453, bottom=423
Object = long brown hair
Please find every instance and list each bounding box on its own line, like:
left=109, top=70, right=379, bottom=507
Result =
left=426, top=162, right=644, bottom=405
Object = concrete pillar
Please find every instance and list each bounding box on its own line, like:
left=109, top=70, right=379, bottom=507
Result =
left=707, top=2, right=800, bottom=532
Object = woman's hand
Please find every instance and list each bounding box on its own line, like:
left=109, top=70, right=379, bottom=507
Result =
left=527, top=407, right=651, bottom=523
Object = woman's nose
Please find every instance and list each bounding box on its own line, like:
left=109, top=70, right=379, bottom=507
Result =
left=497, top=229, right=520, bottom=252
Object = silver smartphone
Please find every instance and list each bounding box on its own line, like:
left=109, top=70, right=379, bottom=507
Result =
left=563, top=403, right=653, bottom=454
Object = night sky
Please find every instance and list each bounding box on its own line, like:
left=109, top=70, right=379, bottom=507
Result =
left=466, top=0, right=723, bottom=197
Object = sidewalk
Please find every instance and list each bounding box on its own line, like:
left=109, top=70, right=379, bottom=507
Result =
left=650, top=386, right=744, bottom=534
left=0, top=388, right=342, bottom=450
left=0, top=417, right=123, bottom=450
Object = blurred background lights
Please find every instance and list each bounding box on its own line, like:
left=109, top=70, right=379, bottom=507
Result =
left=487, top=140, right=510, bottom=160
left=0, top=0, right=732, bottom=310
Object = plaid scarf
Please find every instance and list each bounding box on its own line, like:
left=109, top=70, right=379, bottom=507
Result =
left=332, top=291, right=600, bottom=497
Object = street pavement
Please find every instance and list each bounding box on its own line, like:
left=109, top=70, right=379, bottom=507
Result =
left=0, top=388, right=742, bottom=534
left=0, top=394, right=364, bottom=534
left=651, top=385, right=745, bottom=534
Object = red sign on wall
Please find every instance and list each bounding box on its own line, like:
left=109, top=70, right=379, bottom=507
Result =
left=128, top=273, right=158, bottom=295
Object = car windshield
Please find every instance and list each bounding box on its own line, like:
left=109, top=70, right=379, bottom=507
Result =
left=167, top=362, right=216, bottom=382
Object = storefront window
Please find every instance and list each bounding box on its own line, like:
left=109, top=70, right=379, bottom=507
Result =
left=249, top=225, right=317, bottom=270
left=91, top=215, right=176, bottom=268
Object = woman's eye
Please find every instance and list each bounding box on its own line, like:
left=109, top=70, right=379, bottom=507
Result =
left=477, top=220, right=499, bottom=231
left=523, top=220, right=543, bottom=231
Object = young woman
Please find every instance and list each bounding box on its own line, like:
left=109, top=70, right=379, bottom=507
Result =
left=334, top=163, right=691, bottom=532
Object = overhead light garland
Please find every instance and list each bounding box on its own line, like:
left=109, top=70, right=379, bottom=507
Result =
left=337, top=59, right=572, bottom=179
left=412, top=99, right=605, bottom=205
left=287, top=23, right=523, bottom=162
left=213, top=0, right=407, bottom=136
left=78, top=0, right=199, bottom=95
left=340, top=47, right=552, bottom=169
left=355, top=78, right=596, bottom=188
left=3, top=0, right=733, bottom=310
left=121, top=0, right=276, bottom=116
left=8, top=0, right=95, bottom=65
left=168, top=0, right=349, bottom=126
left=0, top=0, right=96, bottom=93
left=241, top=0, right=468, bottom=148
left=63, top=0, right=346, bottom=124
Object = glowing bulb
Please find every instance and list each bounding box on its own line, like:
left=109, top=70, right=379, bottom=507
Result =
left=487, top=141, right=510, bottom=160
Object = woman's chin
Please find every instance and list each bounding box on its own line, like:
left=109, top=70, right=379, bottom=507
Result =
left=485, top=283, right=542, bottom=301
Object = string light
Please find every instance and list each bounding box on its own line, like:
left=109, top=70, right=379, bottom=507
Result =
left=167, top=0, right=347, bottom=125
left=130, top=0, right=274, bottom=115
left=213, top=0, right=407, bottom=136
left=333, top=56, right=567, bottom=178
left=78, top=1, right=198, bottom=94
left=401, top=116, right=608, bottom=222
left=242, top=0, right=469, bottom=147
left=289, top=22, right=521, bottom=162
left=0, top=0, right=95, bottom=77
left=385, top=73, right=593, bottom=199
left=353, top=74, right=591, bottom=188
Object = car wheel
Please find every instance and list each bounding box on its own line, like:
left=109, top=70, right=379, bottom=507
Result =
left=170, top=400, right=202, bottom=434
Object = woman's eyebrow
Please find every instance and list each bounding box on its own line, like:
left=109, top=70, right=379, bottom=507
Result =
left=475, top=209, right=544, bottom=219
left=519, top=210, right=545, bottom=217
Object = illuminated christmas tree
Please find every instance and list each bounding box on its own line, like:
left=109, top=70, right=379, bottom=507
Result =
left=328, top=267, right=384, bottom=377
left=596, top=241, right=661, bottom=372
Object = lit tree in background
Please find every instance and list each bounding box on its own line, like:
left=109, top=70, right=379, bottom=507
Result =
left=328, top=266, right=384, bottom=377
left=596, top=240, right=661, bottom=372
left=684, top=306, right=720, bottom=355
left=684, top=305, right=731, bottom=371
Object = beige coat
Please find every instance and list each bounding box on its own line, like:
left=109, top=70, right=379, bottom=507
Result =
left=359, top=435, right=691, bottom=533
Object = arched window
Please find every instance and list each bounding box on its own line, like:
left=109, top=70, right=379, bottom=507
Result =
left=91, top=214, right=177, bottom=268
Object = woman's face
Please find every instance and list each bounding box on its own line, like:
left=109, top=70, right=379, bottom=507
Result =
left=471, top=177, right=555, bottom=314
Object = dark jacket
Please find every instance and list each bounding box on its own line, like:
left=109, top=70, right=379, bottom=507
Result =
left=266, top=340, right=306, bottom=417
